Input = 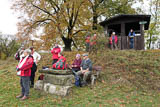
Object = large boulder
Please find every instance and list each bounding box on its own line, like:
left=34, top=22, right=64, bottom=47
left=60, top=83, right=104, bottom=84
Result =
left=44, top=74, right=75, bottom=86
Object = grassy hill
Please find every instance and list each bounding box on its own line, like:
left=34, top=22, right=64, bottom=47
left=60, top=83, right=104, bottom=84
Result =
left=1, top=50, right=160, bottom=107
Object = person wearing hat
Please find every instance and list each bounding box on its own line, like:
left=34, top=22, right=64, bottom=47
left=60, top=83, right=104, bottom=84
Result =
left=109, top=32, right=118, bottom=50
left=71, top=54, right=82, bottom=73
left=30, top=47, right=41, bottom=88
left=16, top=49, right=34, bottom=100
left=76, top=53, right=92, bottom=86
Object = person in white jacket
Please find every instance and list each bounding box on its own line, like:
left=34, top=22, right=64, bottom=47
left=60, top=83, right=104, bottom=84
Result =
left=30, top=47, right=41, bottom=88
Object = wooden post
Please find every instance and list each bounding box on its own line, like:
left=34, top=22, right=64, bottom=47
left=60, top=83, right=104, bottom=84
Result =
left=140, top=24, right=145, bottom=49
left=121, top=23, right=126, bottom=50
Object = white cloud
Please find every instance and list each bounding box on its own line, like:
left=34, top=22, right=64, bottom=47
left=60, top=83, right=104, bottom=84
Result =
left=0, top=0, right=18, bottom=35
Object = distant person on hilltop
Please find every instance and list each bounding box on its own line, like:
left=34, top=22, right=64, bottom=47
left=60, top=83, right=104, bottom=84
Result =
left=51, top=43, right=61, bottom=64
left=128, top=29, right=135, bottom=49
left=85, top=35, right=91, bottom=52
left=16, top=49, right=33, bottom=100
left=109, top=32, right=118, bottom=50
left=90, top=33, right=97, bottom=52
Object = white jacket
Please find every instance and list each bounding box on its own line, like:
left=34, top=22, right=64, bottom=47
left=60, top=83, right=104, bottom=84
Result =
left=32, top=51, right=41, bottom=65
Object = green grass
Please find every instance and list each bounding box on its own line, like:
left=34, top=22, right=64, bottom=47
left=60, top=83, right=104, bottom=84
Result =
left=1, top=50, right=160, bottom=107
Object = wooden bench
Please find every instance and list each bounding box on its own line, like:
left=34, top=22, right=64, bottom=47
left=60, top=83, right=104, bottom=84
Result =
left=90, top=66, right=102, bottom=86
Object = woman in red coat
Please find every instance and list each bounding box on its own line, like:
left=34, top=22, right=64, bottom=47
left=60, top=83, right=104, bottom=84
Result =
left=51, top=44, right=61, bottom=64
left=16, top=49, right=34, bottom=100
left=109, top=32, right=118, bottom=50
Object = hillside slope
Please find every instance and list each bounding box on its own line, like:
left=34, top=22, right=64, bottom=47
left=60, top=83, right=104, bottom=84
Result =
left=0, top=50, right=160, bottom=106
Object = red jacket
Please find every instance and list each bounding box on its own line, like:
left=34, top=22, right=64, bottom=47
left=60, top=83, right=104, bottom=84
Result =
left=51, top=47, right=61, bottom=60
left=18, top=56, right=34, bottom=77
left=53, top=56, right=67, bottom=70
left=109, top=35, right=118, bottom=44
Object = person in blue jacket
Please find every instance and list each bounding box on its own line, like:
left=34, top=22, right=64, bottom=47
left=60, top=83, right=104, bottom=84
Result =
left=128, top=29, right=135, bottom=49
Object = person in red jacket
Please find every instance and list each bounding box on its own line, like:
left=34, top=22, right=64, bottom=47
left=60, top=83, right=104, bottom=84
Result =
left=109, top=32, right=118, bottom=50
left=16, top=49, right=34, bottom=100
left=52, top=52, right=67, bottom=70
left=51, top=44, right=61, bottom=64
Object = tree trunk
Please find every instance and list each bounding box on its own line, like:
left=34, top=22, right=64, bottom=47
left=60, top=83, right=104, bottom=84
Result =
left=62, top=36, right=72, bottom=51
left=93, top=12, right=98, bottom=30
left=148, top=34, right=152, bottom=49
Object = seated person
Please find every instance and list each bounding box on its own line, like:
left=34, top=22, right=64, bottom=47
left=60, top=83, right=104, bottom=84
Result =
left=52, top=52, right=67, bottom=70
left=71, top=54, right=82, bottom=73
left=76, top=53, right=92, bottom=86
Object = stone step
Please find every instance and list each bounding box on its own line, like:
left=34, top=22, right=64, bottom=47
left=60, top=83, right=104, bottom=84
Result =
left=34, top=80, right=72, bottom=96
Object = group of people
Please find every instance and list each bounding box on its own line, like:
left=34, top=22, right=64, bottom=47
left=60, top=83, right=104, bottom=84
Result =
left=109, top=29, right=136, bottom=50
left=85, top=33, right=97, bottom=52
left=50, top=44, right=92, bottom=86
left=15, top=47, right=41, bottom=100
left=15, top=43, right=92, bottom=100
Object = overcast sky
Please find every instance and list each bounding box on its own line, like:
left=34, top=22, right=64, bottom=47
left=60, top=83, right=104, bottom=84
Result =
left=0, top=0, right=150, bottom=35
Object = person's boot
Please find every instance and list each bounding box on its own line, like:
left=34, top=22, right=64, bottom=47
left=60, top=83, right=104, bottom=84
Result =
left=16, top=94, right=23, bottom=98
left=20, top=96, right=29, bottom=101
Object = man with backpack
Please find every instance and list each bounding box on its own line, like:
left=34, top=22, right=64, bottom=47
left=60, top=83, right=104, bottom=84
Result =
left=76, top=53, right=92, bottom=86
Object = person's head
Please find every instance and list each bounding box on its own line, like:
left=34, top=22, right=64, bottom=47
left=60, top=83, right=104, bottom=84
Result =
left=55, top=43, right=58, bottom=47
left=23, top=49, right=31, bottom=56
left=82, top=53, right=88, bottom=60
left=30, top=47, right=35, bottom=52
left=112, top=32, right=116, bottom=36
left=130, top=29, right=133, bottom=32
left=58, top=52, right=63, bottom=57
left=76, top=54, right=81, bottom=60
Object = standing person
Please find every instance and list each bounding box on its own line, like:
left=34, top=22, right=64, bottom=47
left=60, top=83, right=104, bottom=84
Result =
left=51, top=43, right=61, bottom=64
left=85, top=35, right=91, bottom=52
left=90, top=33, right=97, bottom=52
left=71, top=54, right=82, bottom=74
left=16, top=49, right=33, bottom=100
left=14, top=47, right=25, bottom=61
left=128, top=29, right=135, bottom=49
left=76, top=53, right=92, bottom=86
left=109, top=32, right=118, bottom=50
left=30, top=47, right=41, bottom=88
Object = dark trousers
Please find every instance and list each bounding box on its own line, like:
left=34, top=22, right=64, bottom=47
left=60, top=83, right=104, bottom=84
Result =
left=52, top=59, right=58, bottom=65
left=20, top=76, right=30, bottom=96
left=30, top=62, right=37, bottom=86
left=130, top=39, right=134, bottom=49
left=72, top=68, right=80, bottom=75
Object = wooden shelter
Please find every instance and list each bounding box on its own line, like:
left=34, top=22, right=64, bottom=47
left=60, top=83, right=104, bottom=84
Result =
left=100, top=14, right=151, bottom=50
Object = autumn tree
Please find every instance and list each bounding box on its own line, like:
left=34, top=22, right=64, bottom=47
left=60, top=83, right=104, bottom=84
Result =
left=146, top=0, right=160, bottom=49
left=12, top=0, right=92, bottom=51
left=88, top=0, right=139, bottom=30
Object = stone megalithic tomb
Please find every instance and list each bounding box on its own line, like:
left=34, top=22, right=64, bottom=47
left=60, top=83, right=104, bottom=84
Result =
left=34, top=69, right=74, bottom=96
